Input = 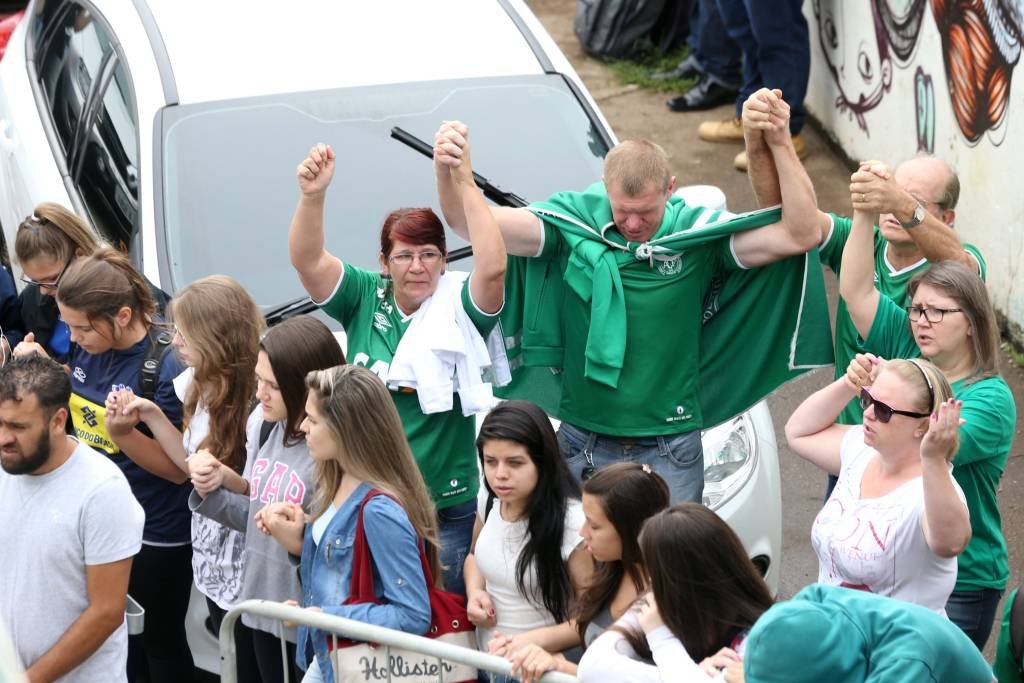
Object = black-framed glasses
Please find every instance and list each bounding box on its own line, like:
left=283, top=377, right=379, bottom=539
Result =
left=20, top=257, right=73, bottom=289
left=387, top=250, right=443, bottom=266
left=906, top=306, right=963, bottom=323
left=859, top=387, right=930, bottom=423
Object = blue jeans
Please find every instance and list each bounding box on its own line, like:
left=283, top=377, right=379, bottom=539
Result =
left=437, top=498, right=476, bottom=598
left=946, top=588, right=1004, bottom=650
left=689, top=0, right=742, bottom=89
left=715, top=0, right=809, bottom=133
left=557, top=423, right=704, bottom=504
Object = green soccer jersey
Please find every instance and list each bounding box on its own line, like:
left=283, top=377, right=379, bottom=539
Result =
left=819, top=213, right=985, bottom=425
left=319, top=265, right=499, bottom=509
left=865, top=295, right=1015, bottom=591
left=536, top=221, right=740, bottom=436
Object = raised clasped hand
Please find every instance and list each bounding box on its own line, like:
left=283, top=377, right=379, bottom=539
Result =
left=920, top=398, right=965, bottom=464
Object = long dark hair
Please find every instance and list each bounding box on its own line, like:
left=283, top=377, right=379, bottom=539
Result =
left=624, top=504, right=773, bottom=662
left=476, top=401, right=581, bottom=622
left=575, top=463, right=670, bottom=644
left=260, top=315, right=345, bottom=447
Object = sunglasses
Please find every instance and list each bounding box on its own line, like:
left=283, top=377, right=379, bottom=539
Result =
left=859, top=387, right=930, bottom=423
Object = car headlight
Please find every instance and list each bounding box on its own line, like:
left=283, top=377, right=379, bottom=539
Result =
left=701, top=413, right=758, bottom=510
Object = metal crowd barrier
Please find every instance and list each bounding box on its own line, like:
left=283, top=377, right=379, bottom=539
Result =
left=220, top=600, right=578, bottom=683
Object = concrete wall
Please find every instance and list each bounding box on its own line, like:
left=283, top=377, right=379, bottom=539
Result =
left=803, top=0, right=1024, bottom=346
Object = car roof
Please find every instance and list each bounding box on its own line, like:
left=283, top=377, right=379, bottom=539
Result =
left=141, top=0, right=546, bottom=104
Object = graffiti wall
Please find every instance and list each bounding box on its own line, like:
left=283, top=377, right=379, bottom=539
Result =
left=805, top=0, right=1024, bottom=342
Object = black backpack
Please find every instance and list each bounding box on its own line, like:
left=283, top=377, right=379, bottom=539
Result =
left=574, top=0, right=669, bottom=58
left=139, top=329, right=174, bottom=402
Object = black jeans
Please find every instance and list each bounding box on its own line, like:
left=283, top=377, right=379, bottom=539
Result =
left=236, top=623, right=302, bottom=683
left=127, top=544, right=195, bottom=683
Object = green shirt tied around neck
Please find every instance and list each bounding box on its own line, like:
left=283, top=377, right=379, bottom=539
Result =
left=495, top=182, right=834, bottom=436
left=319, top=264, right=499, bottom=509
left=819, top=212, right=986, bottom=425
left=866, top=295, right=1015, bottom=592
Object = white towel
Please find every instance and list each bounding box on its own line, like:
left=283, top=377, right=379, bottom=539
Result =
left=387, top=271, right=509, bottom=415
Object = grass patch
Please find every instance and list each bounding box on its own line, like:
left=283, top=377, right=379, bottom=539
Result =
left=1003, top=342, right=1024, bottom=368
left=604, top=42, right=696, bottom=93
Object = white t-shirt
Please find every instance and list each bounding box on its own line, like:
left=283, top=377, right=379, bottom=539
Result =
left=0, top=439, right=144, bottom=682
left=176, top=368, right=256, bottom=610
left=577, top=608, right=735, bottom=682
left=473, top=489, right=585, bottom=649
left=810, top=426, right=966, bottom=613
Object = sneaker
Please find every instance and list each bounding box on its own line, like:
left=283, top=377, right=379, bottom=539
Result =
left=733, top=134, right=808, bottom=172
left=698, top=117, right=743, bottom=143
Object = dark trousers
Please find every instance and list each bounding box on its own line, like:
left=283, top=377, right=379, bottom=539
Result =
left=689, top=0, right=742, bottom=89
left=127, top=544, right=196, bottom=683
left=946, top=588, right=1005, bottom=650
left=211, top=598, right=302, bottom=682
left=237, top=625, right=302, bottom=683
left=715, top=0, right=810, bottom=133
left=437, top=498, right=477, bottom=598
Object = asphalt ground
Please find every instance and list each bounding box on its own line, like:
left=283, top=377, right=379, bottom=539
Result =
left=528, top=0, right=1024, bottom=659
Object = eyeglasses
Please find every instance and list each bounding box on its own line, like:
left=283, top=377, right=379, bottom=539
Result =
left=859, top=387, right=930, bottom=423
left=905, top=306, right=963, bottom=323
left=387, top=250, right=443, bottom=266
left=20, top=257, right=73, bottom=289
left=172, top=326, right=188, bottom=345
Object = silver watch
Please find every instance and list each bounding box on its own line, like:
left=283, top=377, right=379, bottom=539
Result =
left=900, top=202, right=926, bottom=229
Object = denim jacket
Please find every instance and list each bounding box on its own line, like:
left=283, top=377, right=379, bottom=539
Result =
left=296, top=483, right=431, bottom=680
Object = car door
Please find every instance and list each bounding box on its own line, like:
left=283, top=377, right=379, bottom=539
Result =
left=0, top=0, right=139, bottom=267
left=0, top=0, right=71, bottom=263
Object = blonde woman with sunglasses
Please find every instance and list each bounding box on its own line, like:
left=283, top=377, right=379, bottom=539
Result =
left=784, top=355, right=971, bottom=614
left=839, top=197, right=1016, bottom=649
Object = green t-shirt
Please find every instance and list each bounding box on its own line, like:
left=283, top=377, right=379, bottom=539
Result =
left=818, top=212, right=985, bottom=425
left=535, top=221, right=740, bottom=436
left=865, top=295, right=1015, bottom=591
left=319, top=265, right=499, bottom=508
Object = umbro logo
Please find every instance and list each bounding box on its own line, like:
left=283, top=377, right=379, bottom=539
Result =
left=373, top=312, right=392, bottom=332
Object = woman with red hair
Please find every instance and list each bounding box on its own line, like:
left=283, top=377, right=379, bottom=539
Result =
left=288, top=137, right=506, bottom=596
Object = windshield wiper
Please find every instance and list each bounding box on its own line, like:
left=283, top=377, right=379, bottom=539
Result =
left=265, top=128, right=530, bottom=327
left=262, top=296, right=318, bottom=326
left=390, top=127, right=529, bottom=210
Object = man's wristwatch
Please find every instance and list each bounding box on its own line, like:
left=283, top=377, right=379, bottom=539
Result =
left=900, top=202, right=926, bottom=229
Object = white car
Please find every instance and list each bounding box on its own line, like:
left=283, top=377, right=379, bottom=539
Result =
left=0, top=0, right=781, bottom=675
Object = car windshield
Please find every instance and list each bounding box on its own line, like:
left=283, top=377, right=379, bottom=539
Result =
left=158, top=74, right=609, bottom=309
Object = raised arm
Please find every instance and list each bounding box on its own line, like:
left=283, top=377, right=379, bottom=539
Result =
left=919, top=400, right=972, bottom=557
left=849, top=163, right=979, bottom=273
left=433, top=121, right=543, bottom=257
left=440, top=126, right=507, bottom=313
left=743, top=90, right=832, bottom=243
left=732, top=89, right=822, bottom=267
left=289, top=144, right=344, bottom=303
left=838, top=202, right=882, bottom=339
left=784, top=376, right=859, bottom=476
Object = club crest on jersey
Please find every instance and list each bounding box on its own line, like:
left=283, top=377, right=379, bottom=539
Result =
left=372, top=312, right=392, bottom=333
left=656, top=255, right=683, bottom=276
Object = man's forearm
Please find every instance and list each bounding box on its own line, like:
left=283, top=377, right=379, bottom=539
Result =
left=903, top=213, right=978, bottom=271
left=771, top=142, right=819, bottom=248
left=746, top=139, right=782, bottom=208
left=26, top=604, right=124, bottom=682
